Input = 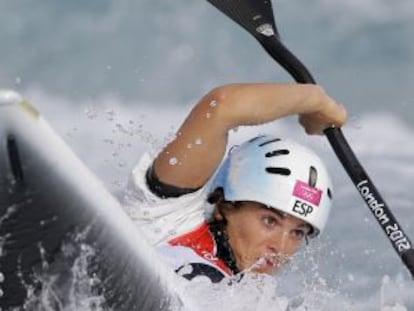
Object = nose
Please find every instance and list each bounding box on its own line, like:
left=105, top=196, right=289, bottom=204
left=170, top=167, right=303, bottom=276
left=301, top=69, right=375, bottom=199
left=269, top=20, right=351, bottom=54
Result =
left=268, top=229, right=297, bottom=256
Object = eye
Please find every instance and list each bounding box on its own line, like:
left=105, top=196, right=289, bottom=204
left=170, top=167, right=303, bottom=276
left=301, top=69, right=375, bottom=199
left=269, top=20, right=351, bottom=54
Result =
left=262, top=215, right=278, bottom=228
left=291, top=229, right=307, bottom=240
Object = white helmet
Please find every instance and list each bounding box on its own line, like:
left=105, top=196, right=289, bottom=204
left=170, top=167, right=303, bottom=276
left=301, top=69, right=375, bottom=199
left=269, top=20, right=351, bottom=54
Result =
left=209, top=135, right=333, bottom=237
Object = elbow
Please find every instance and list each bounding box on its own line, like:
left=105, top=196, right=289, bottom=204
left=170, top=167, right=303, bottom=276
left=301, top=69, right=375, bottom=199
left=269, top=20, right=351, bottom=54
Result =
left=200, top=84, right=242, bottom=128
left=205, top=84, right=238, bottom=102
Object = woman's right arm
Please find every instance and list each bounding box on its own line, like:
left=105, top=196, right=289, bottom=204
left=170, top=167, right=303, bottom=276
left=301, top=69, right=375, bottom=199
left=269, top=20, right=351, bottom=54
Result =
left=151, top=83, right=347, bottom=192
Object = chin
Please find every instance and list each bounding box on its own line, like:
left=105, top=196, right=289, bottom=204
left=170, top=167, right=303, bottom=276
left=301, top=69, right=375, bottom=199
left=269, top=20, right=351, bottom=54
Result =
left=253, top=266, right=278, bottom=275
left=249, top=261, right=280, bottom=275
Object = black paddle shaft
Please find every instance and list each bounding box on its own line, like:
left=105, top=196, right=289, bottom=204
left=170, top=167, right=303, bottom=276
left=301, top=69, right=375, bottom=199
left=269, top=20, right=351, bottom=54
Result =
left=206, top=0, right=414, bottom=278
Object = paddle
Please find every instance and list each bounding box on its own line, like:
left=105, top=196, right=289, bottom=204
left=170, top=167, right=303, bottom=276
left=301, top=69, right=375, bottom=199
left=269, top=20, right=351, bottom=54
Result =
left=206, top=0, right=414, bottom=278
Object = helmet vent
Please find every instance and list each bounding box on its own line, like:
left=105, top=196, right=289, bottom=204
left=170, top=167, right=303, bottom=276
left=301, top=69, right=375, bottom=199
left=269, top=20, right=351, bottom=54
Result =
left=327, top=188, right=332, bottom=199
left=258, top=138, right=280, bottom=147
left=265, top=149, right=289, bottom=157
left=248, top=135, right=266, bottom=143
left=308, top=166, right=318, bottom=187
left=265, top=167, right=291, bottom=176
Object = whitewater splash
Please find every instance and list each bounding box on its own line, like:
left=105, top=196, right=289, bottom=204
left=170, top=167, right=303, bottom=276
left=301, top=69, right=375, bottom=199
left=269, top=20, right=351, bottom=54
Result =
left=2, top=239, right=412, bottom=311
left=21, top=243, right=107, bottom=311
left=176, top=243, right=413, bottom=311
left=0, top=231, right=108, bottom=311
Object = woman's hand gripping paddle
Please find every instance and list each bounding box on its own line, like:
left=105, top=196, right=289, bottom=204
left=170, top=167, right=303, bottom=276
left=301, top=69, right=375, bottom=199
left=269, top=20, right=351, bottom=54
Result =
left=206, top=0, right=414, bottom=278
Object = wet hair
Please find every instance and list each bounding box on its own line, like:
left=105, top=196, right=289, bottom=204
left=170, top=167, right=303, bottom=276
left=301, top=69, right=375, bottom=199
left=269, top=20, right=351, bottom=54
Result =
left=207, top=187, right=226, bottom=205
left=207, top=187, right=244, bottom=224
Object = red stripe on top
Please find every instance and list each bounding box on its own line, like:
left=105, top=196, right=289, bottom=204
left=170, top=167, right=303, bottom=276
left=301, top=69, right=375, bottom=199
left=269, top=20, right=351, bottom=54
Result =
left=168, top=222, right=233, bottom=276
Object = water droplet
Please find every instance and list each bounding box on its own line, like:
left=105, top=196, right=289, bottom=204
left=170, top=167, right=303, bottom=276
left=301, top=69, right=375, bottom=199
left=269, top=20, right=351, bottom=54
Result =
left=103, top=138, right=114, bottom=145
left=106, top=109, right=115, bottom=121
left=350, top=115, right=362, bottom=130
left=0, top=272, right=4, bottom=282
left=209, top=100, right=218, bottom=107
left=195, top=138, right=202, bottom=145
left=84, top=107, right=99, bottom=120
left=0, top=288, right=3, bottom=297
left=41, top=261, right=49, bottom=270
left=206, top=112, right=211, bottom=119
left=169, top=157, right=178, bottom=165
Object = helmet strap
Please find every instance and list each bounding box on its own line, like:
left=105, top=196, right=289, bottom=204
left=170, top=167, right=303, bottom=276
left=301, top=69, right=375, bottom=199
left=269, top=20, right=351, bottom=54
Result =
left=209, top=220, right=240, bottom=275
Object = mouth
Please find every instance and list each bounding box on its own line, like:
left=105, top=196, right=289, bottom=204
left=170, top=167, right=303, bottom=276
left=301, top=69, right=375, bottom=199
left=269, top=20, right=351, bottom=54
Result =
left=265, top=257, right=277, bottom=267
left=251, top=253, right=289, bottom=273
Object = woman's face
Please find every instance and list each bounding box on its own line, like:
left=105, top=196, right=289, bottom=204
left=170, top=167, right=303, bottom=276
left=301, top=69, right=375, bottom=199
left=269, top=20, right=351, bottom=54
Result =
left=221, top=201, right=311, bottom=275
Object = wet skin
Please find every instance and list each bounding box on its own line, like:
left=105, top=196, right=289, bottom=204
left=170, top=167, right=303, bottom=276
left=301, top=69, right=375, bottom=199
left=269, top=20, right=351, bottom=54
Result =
left=222, top=202, right=311, bottom=275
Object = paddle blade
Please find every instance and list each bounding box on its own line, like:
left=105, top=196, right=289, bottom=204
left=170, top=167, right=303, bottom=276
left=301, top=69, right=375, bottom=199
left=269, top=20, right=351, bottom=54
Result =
left=206, top=0, right=279, bottom=39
